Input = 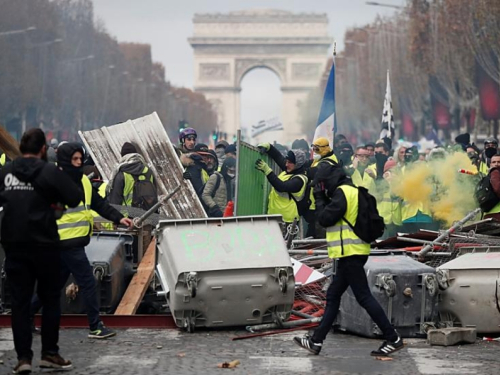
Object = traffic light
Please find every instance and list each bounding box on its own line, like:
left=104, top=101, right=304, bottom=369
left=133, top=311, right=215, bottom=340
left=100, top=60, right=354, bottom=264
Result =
left=212, top=130, right=218, bottom=142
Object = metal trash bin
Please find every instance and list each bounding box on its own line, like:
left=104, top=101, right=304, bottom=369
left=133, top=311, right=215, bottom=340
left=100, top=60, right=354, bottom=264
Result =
left=61, top=233, right=134, bottom=314
left=155, top=215, right=294, bottom=332
left=335, top=250, right=439, bottom=338
left=437, top=246, right=500, bottom=333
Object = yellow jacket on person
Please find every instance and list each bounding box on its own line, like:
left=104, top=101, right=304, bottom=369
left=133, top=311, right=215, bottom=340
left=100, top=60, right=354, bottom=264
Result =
left=268, top=172, right=307, bottom=223
left=57, top=175, right=93, bottom=241
left=91, top=181, right=114, bottom=230
left=122, top=167, right=154, bottom=206
left=351, top=167, right=376, bottom=192
left=325, top=184, right=370, bottom=259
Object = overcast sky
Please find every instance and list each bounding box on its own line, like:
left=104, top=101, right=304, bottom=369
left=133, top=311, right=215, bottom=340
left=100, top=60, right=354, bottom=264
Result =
left=92, top=0, right=402, bottom=129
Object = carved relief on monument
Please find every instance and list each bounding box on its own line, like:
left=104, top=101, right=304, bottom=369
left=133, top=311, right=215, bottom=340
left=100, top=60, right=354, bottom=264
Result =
left=199, top=63, right=230, bottom=81
left=291, top=63, right=321, bottom=80
left=235, top=58, right=286, bottom=84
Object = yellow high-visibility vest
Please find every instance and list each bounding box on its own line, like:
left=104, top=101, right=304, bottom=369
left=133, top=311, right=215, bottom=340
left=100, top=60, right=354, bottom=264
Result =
left=57, top=175, right=93, bottom=241
left=325, top=184, right=370, bottom=258
left=268, top=172, right=308, bottom=222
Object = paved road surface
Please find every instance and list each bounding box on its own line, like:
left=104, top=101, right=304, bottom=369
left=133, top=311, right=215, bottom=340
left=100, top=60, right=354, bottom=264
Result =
left=0, top=327, right=498, bottom=374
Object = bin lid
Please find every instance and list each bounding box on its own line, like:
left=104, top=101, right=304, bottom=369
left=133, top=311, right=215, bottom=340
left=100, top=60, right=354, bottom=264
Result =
left=156, top=215, right=292, bottom=273
left=438, top=251, right=500, bottom=270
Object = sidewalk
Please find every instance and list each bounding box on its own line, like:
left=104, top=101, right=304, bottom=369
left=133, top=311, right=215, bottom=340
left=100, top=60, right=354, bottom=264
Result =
left=0, top=327, right=498, bottom=374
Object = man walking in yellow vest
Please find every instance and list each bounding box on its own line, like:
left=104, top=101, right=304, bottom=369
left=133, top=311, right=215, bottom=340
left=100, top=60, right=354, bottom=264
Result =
left=31, top=143, right=133, bottom=342
left=294, top=163, right=403, bottom=357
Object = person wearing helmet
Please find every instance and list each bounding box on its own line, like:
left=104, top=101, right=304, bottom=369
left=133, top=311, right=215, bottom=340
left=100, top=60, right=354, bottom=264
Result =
left=481, top=137, right=499, bottom=170
left=177, top=128, right=197, bottom=155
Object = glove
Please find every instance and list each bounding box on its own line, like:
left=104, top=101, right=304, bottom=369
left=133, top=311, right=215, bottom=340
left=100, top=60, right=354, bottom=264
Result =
left=257, top=143, right=271, bottom=154
left=208, top=206, right=223, bottom=218
left=255, top=159, right=272, bottom=176
left=183, top=171, right=192, bottom=180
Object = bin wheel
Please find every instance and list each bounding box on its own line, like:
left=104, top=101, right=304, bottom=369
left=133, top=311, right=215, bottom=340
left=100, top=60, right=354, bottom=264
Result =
left=279, top=275, right=288, bottom=293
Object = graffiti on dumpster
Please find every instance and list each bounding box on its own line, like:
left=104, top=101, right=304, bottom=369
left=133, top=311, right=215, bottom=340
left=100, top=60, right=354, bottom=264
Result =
left=178, top=225, right=279, bottom=263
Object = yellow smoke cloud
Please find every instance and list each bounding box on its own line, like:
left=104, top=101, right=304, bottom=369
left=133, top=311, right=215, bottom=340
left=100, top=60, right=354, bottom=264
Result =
left=390, top=151, right=479, bottom=226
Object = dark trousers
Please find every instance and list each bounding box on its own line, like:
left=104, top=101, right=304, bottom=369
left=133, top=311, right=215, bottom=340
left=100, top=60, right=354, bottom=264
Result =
left=312, top=255, right=398, bottom=343
left=4, top=247, right=61, bottom=360
left=32, top=246, right=100, bottom=330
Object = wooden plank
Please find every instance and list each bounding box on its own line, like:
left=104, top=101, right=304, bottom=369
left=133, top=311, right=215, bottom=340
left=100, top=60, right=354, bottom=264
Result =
left=114, top=238, right=156, bottom=315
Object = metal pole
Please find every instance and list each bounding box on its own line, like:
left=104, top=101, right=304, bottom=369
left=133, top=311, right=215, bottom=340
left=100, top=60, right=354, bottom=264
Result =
left=288, top=250, right=329, bottom=255
left=396, top=237, right=448, bottom=247
left=292, top=239, right=328, bottom=245
left=246, top=317, right=322, bottom=333
left=133, top=185, right=181, bottom=228
left=417, top=208, right=481, bottom=258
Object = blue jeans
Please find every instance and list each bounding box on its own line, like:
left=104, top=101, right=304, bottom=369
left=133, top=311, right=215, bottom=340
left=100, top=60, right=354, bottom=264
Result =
left=32, top=246, right=100, bottom=330
left=312, top=255, right=398, bottom=343
left=5, top=247, right=61, bottom=360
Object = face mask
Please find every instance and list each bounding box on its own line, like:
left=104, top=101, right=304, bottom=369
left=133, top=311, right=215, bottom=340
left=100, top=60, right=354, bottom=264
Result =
left=227, top=172, right=235, bottom=178
left=215, top=149, right=225, bottom=158
left=313, top=154, right=321, bottom=161
left=485, top=147, right=497, bottom=159
left=339, top=152, right=352, bottom=165
left=375, top=153, right=388, bottom=164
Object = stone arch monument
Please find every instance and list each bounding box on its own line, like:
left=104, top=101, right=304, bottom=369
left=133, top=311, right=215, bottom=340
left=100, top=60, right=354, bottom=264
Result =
left=189, top=9, right=333, bottom=142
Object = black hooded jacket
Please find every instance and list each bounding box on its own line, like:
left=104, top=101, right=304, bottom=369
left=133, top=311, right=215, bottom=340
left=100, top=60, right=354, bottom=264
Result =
left=0, top=157, right=82, bottom=249
left=314, top=163, right=354, bottom=228
left=57, top=143, right=124, bottom=249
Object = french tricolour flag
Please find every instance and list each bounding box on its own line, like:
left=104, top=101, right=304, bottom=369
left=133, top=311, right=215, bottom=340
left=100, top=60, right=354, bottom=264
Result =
left=313, top=60, right=336, bottom=146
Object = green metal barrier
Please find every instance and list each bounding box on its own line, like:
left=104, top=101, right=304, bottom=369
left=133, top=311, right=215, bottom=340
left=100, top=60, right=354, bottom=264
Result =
left=234, top=138, right=278, bottom=216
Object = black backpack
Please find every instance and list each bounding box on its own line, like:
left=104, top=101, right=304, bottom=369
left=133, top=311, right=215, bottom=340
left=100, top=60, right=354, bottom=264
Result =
left=475, top=174, right=500, bottom=212
left=131, top=169, right=159, bottom=210
left=343, top=186, right=385, bottom=243
left=289, top=174, right=311, bottom=216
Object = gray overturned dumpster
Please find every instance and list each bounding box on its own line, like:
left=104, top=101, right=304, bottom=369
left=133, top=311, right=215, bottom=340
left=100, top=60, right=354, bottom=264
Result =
left=437, top=247, right=500, bottom=333
left=155, top=215, right=295, bottom=332
left=61, top=233, right=135, bottom=314
left=335, top=250, right=439, bottom=338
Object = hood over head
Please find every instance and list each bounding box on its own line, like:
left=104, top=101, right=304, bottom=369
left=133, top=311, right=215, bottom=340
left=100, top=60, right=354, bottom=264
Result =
left=11, top=157, right=46, bottom=183
left=314, top=162, right=350, bottom=195
left=286, top=149, right=306, bottom=170
left=57, top=142, right=84, bottom=183
left=220, top=157, right=236, bottom=178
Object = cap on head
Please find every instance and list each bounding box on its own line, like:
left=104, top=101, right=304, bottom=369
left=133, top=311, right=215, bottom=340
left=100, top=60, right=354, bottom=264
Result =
left=215, top=140, right=229, bottom=149
left=121, top=142, right=137, bottom=157
left=225, top=144, right=236, bottom=155
left=484, top=137, right=498, bottom=146
left=455, top=133, right=470, bottom=145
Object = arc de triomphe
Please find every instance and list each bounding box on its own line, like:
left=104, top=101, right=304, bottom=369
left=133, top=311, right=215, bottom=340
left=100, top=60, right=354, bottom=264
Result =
left=189, top=9, right=333, bottom=143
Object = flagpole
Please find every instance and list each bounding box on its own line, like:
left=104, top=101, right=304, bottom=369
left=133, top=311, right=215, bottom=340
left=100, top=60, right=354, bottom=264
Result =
left=332, top=41, right=336, bottom=149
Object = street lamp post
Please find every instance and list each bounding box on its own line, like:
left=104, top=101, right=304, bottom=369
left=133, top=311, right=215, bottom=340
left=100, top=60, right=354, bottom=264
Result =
left=0, top=26, right=36, bottom=37
left=366, top=1, right=404, bottom=10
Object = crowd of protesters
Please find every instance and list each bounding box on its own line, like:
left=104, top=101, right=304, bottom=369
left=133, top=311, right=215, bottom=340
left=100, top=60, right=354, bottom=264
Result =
left=2, top=125, right=500, bottom=372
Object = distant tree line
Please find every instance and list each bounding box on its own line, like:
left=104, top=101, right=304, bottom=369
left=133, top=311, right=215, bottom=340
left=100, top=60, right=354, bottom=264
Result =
left=0, top=0, right=217, bottom=142
left=300, top=0, right=500, bottom=144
